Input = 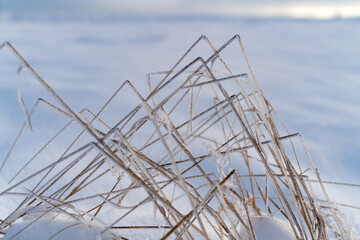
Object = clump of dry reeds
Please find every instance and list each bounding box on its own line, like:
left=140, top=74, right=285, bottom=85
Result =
left=0, top=35, right=353, bottom=239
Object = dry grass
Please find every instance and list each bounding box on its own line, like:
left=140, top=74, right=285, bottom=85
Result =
left=0, top=35, right=354, bottom=239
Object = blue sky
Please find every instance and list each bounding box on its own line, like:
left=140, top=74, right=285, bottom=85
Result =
left=1, top=0, right=360, bottom=19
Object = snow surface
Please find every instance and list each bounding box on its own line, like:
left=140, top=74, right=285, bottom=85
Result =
left=1, top=205, right=297, bottom=240
left=2, top=214, right=299, bottom=240
left=241, top=215, right=296, bottom=240
left=0, top=14, right=359, bottom=238
left=2, top=218, right=116, bottom=240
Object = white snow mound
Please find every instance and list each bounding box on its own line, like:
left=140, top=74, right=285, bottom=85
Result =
left=241, top=215, right=297, bottom=240
left=2, top=218, right=116, bottom=240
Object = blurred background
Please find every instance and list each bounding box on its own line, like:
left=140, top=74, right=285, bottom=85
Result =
left=0, top=0, right=359, bottom=230
left=1, top=0, right=360, bottom=19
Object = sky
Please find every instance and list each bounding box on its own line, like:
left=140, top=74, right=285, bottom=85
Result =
left=1, top=0, right=360, bottom=19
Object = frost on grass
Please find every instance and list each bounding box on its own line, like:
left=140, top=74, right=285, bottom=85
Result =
left=0, top=36, right=354, bottom=239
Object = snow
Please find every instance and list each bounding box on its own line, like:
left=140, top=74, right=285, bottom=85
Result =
left=0, top=14, right=359, bottom=239
left=2, top=218, right=116, bottom=240
left=241, top=215, right=296, bottom=240
left=2, top=212, right=297, bottom=240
